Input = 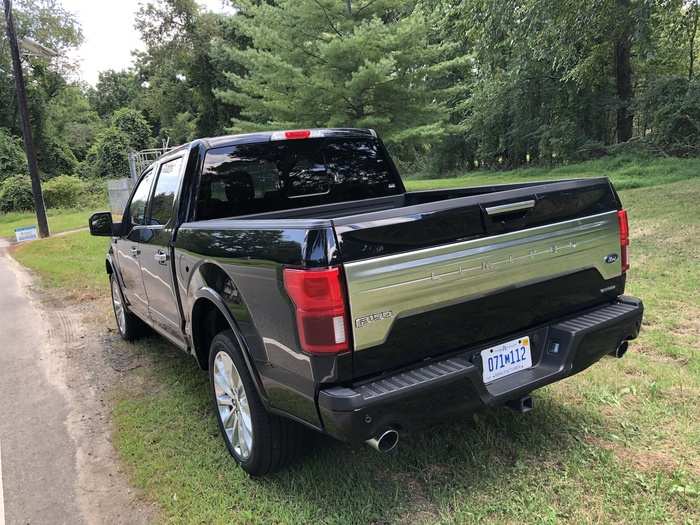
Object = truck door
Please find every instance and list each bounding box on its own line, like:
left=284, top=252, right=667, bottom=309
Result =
left=139, top=155, right=186, bottom=343
left=115, top=168, right=155, bottom=319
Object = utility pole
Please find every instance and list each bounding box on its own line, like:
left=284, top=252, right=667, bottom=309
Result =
left=3, top=0, right=50, bottom=237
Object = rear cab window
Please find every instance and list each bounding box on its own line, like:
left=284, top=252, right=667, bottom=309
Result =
left=195, top=138, right=402, bottom=220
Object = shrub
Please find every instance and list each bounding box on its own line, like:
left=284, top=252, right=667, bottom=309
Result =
left=80, top=177, right=108, bottom=208
left=42, top=175, right=86, bottom=208
left=0, top=175, right=34, bottom=212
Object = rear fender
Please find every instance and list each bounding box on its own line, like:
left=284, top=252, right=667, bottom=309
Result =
left=190, top=286, right=269, bottom=407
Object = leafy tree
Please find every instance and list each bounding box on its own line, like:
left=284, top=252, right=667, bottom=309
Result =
left=0, top=0, right=83, bottom=178
left=162, top=111, right=198, bottom=144
left=0, top=128, right=28, bottom=182
left=637, top=75, right=700, bottom=155
left=134, top=0, right=238, bottom=142
left=45, top=86, right=102, bottom=161
left=111, top=108, right=153, bottom=150
left=83, top=127, right=132, bottom=178
left=87, top=70, right=141, bottom=119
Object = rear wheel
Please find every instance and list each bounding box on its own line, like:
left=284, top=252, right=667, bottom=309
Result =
left=110, top=274, right=146, bottom=341
left=209, top=330, right=303, bottom=475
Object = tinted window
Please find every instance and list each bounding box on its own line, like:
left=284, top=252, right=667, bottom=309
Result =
left=150, top=157, right=184, bottom=225
left=129, top=169, right=155, bottom=226
left=196, top=138, right=401, bottom=220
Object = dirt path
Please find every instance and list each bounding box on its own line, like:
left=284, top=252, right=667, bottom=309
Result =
left=0, top=239, right=156, bottom=525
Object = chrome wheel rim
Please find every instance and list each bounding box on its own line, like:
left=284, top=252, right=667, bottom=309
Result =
left=213, top=351, right=253, bottom=460
left=112, top=280, right=126, bottom=334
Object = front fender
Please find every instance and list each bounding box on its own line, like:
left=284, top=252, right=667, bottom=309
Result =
left=106, top=253, right=127, bottom=296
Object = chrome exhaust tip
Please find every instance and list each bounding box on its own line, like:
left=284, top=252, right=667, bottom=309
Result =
left=614, top=341, right=629, bottom=358
left=366, top=429, right=399, bottom=453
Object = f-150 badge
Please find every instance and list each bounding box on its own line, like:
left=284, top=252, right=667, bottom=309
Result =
left=355, top=311, right=393, bottom=328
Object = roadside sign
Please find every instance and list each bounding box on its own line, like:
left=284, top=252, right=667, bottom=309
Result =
left=15, top=225, right=38, bottom=242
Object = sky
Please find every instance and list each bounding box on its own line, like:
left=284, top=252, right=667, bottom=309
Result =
left=61, top=0, right=235, bottom=85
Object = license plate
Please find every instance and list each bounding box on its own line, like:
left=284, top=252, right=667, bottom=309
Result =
left=481, top=336, right=532, bottom=383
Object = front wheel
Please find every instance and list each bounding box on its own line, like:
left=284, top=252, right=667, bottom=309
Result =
left=110, top=274, right=146, bottom=341
left=209, top=330, right=303, bottom=475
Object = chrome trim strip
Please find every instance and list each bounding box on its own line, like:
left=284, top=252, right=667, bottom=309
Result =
left=344, top=211, right=621, bottom=351
left=485, top=199, right=535, bottom=215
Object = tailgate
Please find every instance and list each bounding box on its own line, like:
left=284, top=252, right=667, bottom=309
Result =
left=335, top=178, right=625, bottom=377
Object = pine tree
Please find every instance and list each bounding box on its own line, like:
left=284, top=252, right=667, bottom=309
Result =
left=216, top=0, right=452, bottom=159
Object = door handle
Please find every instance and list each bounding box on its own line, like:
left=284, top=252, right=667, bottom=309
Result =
left=130, top=246, right=140, bottom=256
left=154, top=250, right=169, bottom=264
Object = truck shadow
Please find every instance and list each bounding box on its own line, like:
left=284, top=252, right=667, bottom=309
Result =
left=125, top=334, right=604, bottom=523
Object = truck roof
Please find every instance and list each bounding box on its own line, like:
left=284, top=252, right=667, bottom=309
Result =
left=167, top=128, right=377, bottom=156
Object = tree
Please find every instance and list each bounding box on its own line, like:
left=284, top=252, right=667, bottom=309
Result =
left=45, top=85, right=102, bottom=161
left=0, top=0, right=83, bottom=181
left=216, top=0, right=451, bottom=160
left=0, top=127, right=28, bottom=181
left=87, top=70, right=140, bottom=119
left=134, top=0, right=238, bottom=142
left=84, top=127, right=132, bottom=178
left=111, top=108, right=153, bottom=150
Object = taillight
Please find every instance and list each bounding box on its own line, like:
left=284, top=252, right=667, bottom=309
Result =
left=283, top=267, right=350, bottom=354
left=618, top=209, right=630, bottom=272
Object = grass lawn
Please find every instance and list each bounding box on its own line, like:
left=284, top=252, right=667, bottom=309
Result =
left=404, top=155, right=700, bottom=191
left=12, top=230, right=110, bottom=297
left=12, top=160, right=700, bottom=524
left=0, top=208, right=92, bottom=238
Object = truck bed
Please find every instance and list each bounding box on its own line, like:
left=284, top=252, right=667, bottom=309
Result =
left=181, top=176, right=624, bottom=378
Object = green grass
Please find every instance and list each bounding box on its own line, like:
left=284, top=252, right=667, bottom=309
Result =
left=12, top=230, right=109, bottom=296
left=11, top=158, right=700, bottom=524
left=0, top=208, right=92, bottom=238
left=404, top=155, right=700, bottom=191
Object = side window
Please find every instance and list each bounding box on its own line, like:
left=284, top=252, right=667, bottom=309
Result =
left=149, top=157, right=184, bottom=226
left=128, top=169, right=155, bottom=227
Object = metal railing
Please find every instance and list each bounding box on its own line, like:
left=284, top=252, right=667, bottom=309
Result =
left=128, top=146, right=174, bottom=181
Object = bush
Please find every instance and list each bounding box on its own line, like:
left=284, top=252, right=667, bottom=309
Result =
left=0, top=129, right=27, bottom=182
left=81, top=177, right=108, bottom=208
left=0, top=175, right=34, bottom=212
left=42, top=175, right=86, bottom=208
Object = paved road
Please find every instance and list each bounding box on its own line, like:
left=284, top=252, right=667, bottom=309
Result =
left=0, top=239, right=85, bottom=525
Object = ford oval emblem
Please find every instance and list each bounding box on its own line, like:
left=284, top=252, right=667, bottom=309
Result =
left=604, top=253, right=619, bottom=264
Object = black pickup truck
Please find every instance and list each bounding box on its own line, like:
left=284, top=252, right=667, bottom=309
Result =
left=89, top=128, right=643, bottom=475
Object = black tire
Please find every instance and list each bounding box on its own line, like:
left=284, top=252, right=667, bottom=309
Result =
left=209, top=330, right=303, bottom=476
left=109, top=273, right=146, bottom=341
